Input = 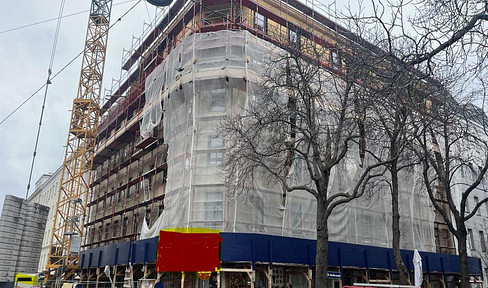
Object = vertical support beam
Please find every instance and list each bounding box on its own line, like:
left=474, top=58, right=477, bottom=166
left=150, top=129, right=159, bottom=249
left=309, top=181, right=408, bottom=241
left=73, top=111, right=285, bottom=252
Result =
left=112, top=266, right=117, bottom=288
left=362, top=268, right=369, bottom=283
left=180, top=272, right=185, bottom=288
left=246, top=270, right=255, bottom=288
left=96, top=267, right=101, bottom=288
left=217, top=271, right=221, bottom=288
left=302, top=268, right=312, bottom=288
left=264, top=266, right=273, bottom=288
left=439, top=277, right=446, bottom=288
left=423, top=277, right=431, bottom=288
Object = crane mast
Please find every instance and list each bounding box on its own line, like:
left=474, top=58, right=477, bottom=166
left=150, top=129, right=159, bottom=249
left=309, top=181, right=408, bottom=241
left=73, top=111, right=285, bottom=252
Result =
left=46, top=0, right=112, bottom=282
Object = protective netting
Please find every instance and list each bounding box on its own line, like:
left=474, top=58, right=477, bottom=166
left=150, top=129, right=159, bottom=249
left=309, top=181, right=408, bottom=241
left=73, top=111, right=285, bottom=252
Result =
left=141, top=62, right=166, bottom=138
left=327, top=163, right=435, bottom=251
left=139, top=30, right=436, bottom=252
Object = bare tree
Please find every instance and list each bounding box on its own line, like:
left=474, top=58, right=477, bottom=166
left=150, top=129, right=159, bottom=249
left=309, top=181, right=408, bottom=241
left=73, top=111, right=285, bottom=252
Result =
left=338, top=5, right=428, bottom=282
left=221, top=38, right=392, bottom=288
left=336, top=1, right=488, bottom=286
left=358, top=70, right=423, bottom=284
left=413, top=84, right=488, bottom=287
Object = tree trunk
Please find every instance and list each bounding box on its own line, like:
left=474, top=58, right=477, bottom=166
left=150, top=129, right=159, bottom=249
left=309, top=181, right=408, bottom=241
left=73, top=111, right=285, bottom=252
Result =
left=316, top=195, right=329, bottom=288
left=391, top=164, right=410, bottom=285
left=457, top=227, right=470, bottom=288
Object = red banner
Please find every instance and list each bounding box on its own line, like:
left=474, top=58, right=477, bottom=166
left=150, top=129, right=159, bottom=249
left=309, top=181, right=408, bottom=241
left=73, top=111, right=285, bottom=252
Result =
left=156, top=230, right=222, bottom=272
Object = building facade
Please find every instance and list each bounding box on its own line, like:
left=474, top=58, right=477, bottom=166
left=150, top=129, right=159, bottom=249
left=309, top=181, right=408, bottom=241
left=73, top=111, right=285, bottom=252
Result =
left=464, top=188, right=488, bottom=288
left=77, top=0, right=485, bottom=287
left=28, top=167, right=63, bottom=273
left=0, top=195, right=49, bottom=281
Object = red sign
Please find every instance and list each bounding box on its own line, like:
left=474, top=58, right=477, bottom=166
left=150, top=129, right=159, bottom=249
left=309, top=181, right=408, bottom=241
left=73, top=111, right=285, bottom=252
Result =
left=156, top=230, right=222, bottom=272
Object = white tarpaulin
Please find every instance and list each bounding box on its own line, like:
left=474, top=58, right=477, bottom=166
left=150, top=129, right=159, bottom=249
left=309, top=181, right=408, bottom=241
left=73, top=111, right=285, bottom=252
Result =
left=413, top=249, right=423, bottom=287
left=139, top=30, right=436, bottom=254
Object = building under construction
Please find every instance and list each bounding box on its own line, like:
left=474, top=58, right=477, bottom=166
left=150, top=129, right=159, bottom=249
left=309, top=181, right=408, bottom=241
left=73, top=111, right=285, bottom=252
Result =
left=77, top=0, right=485, bottom=287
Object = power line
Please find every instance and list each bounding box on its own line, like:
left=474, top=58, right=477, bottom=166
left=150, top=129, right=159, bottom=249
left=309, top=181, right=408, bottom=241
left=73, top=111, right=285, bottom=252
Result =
left=0, top=0, right=138, bottom=35
left=0, top=0, right=143, bottom=126
left=25, top=0, right=66, bottom=200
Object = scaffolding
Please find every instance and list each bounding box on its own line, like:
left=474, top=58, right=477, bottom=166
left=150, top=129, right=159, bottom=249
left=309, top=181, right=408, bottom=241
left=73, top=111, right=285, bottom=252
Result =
left=81, top=0, right=456, bottom=287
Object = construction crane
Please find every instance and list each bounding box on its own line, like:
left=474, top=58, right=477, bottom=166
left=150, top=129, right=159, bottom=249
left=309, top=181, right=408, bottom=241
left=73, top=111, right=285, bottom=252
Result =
left=45, top=0, right=113, bottom=283
left=44, top=0, right=171, bottom=285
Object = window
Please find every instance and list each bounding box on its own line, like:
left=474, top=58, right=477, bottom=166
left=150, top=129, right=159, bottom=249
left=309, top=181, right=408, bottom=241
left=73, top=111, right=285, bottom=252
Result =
left=117, top=190, right=122, bottom=203
left=209, top=136, right=224, bottom=148
left=210, top=88, right=226, bottom=112
left=105, top=223, right=110, bottom=240
left=254, top=12, right=267, bottom=32
left=466, top=197, right=470, bottom=213
left=474, top=196, right=480, bottom=215
left=480, top=231, right=486, bottom=252
left=291, top=202, right=303, bottom=232
left=113, top=220, right=119, bottom=238
left=145, top=209, right=151, bottom=225
left=330, top=49, right=341, bottom=69
left=288, top=29, right=299, bottom=46
left=122, top=217, right=128, bottom=236
left=486, top=201, right=488, bottom=217
left=468, top=229, right=475, bottom=250
left=127, top=177, right=132, bottom=198
left=208, top=136, right=224, bottom=166
left=158, top=204, right=164, bottom=216
left=204, top=192, right=223, bottom=222
left=132, top=213, right=139, bottom=234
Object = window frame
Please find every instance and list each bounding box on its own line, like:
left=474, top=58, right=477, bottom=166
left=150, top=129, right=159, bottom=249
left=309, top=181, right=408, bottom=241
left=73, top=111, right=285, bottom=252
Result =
left=105, top=223, right=111, bottom=240
left=204, top=191, right=223, bottom=222
left=208, top=135, right=225, bottom=166
left=209, top=88, right=227, bottom=112
left=330, top=49, right=341, bottom=69
left=468, top=228, right=475, bottom=250
left=254, top=12, right=267, bottom=33
left=288, top=28, right=300, bottom=48
left=122, top=217, right=128, bottom=236
left=474, top=196, right=480, bottom=215
left=479, top=230, right=486, bottom=252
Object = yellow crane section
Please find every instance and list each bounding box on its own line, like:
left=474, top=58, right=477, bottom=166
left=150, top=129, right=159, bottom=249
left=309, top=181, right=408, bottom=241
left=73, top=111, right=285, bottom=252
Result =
left=46, top=0, right=113, bottom=282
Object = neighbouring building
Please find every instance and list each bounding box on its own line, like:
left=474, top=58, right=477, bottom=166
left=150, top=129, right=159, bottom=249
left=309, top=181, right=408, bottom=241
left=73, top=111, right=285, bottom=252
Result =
left=0, top=195, right=49, bottom=281
left=28, top=167, right=63, bottom=273
left=75, top=0, right=485, bottom=287
left=464, top=186, right=488, bottom=288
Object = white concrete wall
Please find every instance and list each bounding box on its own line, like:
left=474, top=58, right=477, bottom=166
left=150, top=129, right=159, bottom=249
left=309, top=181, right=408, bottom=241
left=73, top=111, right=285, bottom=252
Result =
left=464, top=191, right=488, bottom=288
left=28, top=166, right=62, bottom=273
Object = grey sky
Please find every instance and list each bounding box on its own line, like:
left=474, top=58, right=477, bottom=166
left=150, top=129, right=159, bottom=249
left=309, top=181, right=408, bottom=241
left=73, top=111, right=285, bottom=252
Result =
left=0, top=0, right=161, bottom=211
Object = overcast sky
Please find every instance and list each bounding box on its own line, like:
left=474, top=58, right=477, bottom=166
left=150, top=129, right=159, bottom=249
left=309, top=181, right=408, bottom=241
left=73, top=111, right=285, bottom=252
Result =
left=0, top=0, right=161, bottom=211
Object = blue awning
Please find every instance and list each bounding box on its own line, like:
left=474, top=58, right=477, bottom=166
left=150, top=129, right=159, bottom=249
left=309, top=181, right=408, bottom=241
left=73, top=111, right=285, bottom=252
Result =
left=80, top=232, right=483, bottom=276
